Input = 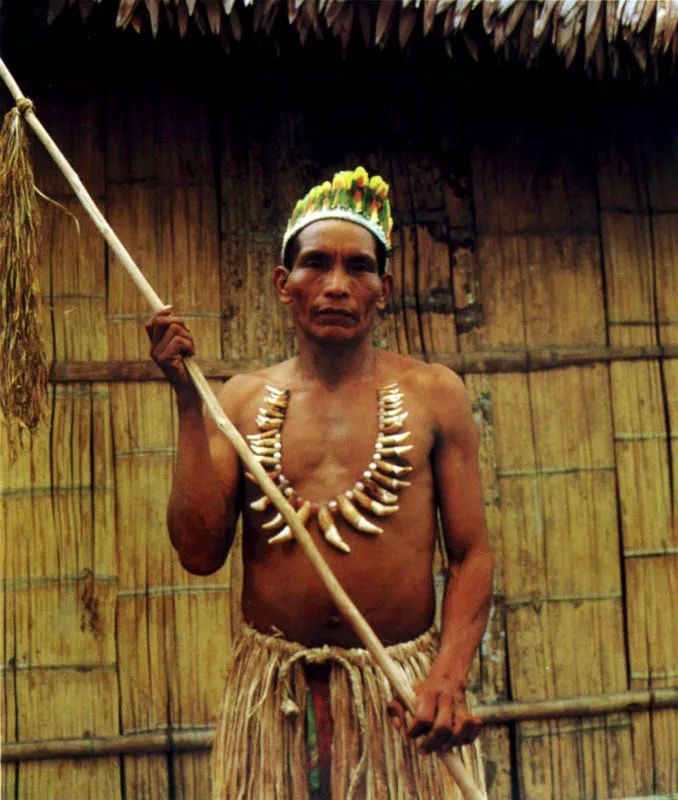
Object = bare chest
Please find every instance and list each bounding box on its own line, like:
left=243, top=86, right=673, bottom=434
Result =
left=285, top=392, right=379, bottom=472
left=243, top=382, right=433, bottom=503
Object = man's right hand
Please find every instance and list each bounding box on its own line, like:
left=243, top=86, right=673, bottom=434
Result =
left=145, top=306, right=197, bottom=395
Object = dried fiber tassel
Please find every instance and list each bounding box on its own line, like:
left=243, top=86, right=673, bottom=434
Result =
left=0, top=102, right=48, bottom=460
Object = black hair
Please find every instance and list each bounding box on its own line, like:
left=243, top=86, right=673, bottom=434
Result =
left=282, top=229, right=389, bottom=275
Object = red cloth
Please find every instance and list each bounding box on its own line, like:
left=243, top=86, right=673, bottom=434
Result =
left=305, top=664, right=333, bottom=799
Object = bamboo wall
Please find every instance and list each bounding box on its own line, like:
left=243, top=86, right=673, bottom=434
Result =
left=1, top=42, right=677, bottom=800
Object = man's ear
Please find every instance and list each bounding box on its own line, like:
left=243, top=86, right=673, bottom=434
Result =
left=273, top=265, right=292, bottom=304
left=376, top=272, right=393, bottom=311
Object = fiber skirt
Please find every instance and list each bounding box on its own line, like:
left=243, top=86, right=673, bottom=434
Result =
left=211, top=624, right=485, bottom=799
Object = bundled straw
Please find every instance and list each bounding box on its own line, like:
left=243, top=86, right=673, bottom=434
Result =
left=0, top=101, right=48, bottom=458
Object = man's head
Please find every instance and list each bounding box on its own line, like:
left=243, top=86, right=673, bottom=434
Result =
left=280, top=167, right=393, bottom=275
left=274, top=167, right=394, bottom=347
left=273, top=218, right=393, bottom=346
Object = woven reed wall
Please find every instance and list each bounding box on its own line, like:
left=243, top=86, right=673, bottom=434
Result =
left=1, top=50, right=676, bottom=799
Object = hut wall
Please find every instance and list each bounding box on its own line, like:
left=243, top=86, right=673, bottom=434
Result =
left=1, top=38, right=676, bottom=800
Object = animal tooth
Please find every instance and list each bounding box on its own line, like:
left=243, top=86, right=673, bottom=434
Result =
left=380, top=410, right=407, bottom=423
left=265, top=385, right=285, bottom=396
left=256, top=414, right=283, bottom=425
left=379, top=408, right=404, bottom=419
left=267, top=501, right=311, bottom=544
left=268, top=397, right=289, bottom=410
left=324, top=527, right=352, bottom=552
left=260, top=406, right=285, bottom=419
left=380, top=392, right=403, bottom=402
left=297, top=501, right=312, bottom=522
left=282, top=487, right=298, bottom=504
left=246, top=467, right=281, bottom=484
left=255, top=456, right=280, bottom=466
left=262, top=512, right=284, bottom=530
left=380, top=421, right=403, bottom=434
left=250, top=445, right=281, bottom=457
left=376, top=445, right=413, bottom=457
left=267, top=526, right=293, bottom=544
left=379, top=417, right=407, bottom=431
left=353, top=488, right=399, bottom=517
left=318, top=504, right=351, bottom=553
left=257, top=420, right=283, bottom=432
left=377, top=431, right=411, bottom=446
left=250, top=495, right=271, bottom=512
left=363, top=480, right=398, bottom=504
left=249, top=442, right=278, bottom=453
left=375, top=461, right=412, bottom=476
left=337, top=495, right=382, bottom=535
left=247, top=431, right=280, bottom=441
left=372, top=470, right=412, bottom=490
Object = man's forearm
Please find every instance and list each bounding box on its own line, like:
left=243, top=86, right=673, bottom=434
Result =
left=167, top=393, right=233, bottom=574
left=433, top=547, right=494, bottom=687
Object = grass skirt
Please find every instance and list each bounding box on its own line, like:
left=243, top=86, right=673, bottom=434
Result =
left=211, top=624, right=485, bottom=799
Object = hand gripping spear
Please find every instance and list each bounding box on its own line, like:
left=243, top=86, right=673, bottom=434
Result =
left=0, top=58, right=485, bottom=800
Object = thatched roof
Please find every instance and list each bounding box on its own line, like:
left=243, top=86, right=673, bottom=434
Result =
left=48, top=0, right=678, bottom=78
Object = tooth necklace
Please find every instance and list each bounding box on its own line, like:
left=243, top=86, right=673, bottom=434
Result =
left=245, top=382, right=413, bottom=553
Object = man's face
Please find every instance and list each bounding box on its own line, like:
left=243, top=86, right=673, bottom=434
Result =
left=274, top=219, right=392, bottom=346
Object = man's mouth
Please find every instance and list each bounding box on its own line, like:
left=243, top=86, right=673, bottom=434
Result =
left=314, top=308, right=356, bottom=319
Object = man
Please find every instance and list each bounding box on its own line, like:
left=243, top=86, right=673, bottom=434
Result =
left=146, top=167, right=493, bottom=798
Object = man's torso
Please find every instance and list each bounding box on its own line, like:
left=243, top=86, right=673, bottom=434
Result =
left=224, top=352, right=447, bottom=648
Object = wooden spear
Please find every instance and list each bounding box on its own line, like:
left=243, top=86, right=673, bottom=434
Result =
left=0, top=58, right=485, bottom=800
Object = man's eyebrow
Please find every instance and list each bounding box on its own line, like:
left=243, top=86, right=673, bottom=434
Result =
left=299, top=249, right=329, bottom=261
left=347, top=252, right=378, bottom=265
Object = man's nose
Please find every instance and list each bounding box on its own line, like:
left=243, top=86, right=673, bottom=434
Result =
left=323, top=265, right=350, bottom=296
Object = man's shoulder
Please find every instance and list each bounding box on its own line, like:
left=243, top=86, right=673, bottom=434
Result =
left=380, top=352, right=471, bottom=441
left=379, top=351, right=464, bottom=396
left=216, top=360, right=296, bottom=417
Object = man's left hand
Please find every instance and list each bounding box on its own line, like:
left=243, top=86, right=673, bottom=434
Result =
left=386, top=677, right=482, bottom=754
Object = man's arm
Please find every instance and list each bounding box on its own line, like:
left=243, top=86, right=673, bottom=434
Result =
left=390, top=365, right=494, bottom=753
left=146, top=307, right=242, bottom=575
